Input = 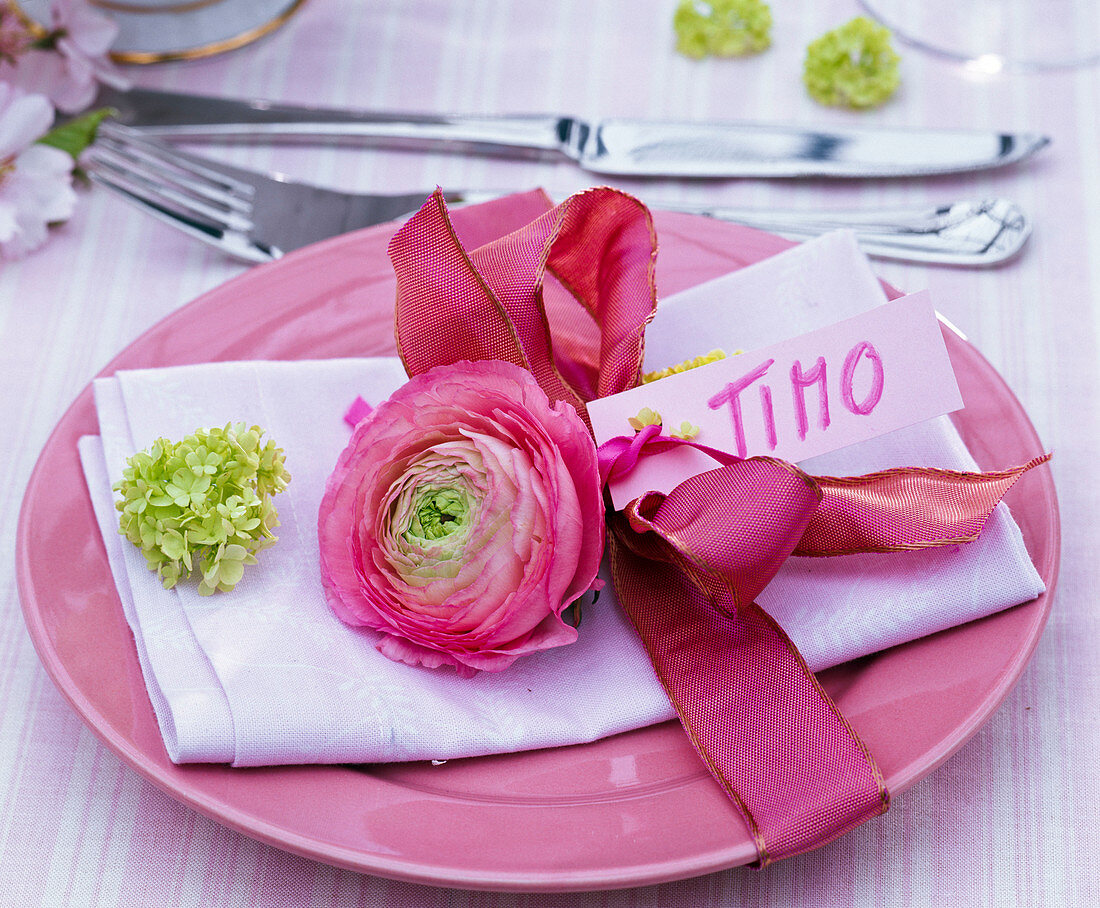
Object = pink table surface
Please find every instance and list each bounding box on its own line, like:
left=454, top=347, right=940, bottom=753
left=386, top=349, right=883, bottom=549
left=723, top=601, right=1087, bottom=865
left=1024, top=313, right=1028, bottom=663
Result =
left=1, top=1, right=1096, bottom=905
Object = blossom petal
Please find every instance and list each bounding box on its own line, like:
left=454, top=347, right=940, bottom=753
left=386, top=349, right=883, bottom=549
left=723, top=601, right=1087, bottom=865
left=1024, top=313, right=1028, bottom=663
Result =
left=0, top=85, right=53, bottom=158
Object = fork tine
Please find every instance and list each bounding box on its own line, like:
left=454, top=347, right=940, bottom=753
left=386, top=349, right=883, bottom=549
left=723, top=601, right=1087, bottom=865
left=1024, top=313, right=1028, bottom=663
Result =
left=96, top=122, right=256, bottom=199
left=89, top=125, right=499, bottom=262
left=91, top=140, right=253, bottom=216
left=86, top=125, right=277, bottom=263
left=87, top=167, right=279, bottom=263
left=88, top=126, right=254, bottom=229
left=87, top=146, right=256, bottom=234
left=89, top=167, right=227, bottom=241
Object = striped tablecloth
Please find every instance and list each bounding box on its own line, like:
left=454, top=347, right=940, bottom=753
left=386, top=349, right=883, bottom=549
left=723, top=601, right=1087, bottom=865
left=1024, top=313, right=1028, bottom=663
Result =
left=2, top=0, right=1096, bottom=904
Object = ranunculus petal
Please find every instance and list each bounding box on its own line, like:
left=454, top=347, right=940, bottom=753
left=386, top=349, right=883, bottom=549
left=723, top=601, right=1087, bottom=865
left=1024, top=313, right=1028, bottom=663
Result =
left=319, top=360, right=603, bottom=674
left=375, top=634, right=481, bottom=678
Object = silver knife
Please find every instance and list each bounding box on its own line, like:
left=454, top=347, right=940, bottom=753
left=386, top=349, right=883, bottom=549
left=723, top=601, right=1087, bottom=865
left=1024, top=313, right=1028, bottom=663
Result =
left=92, top=86, right=1049, bottom=179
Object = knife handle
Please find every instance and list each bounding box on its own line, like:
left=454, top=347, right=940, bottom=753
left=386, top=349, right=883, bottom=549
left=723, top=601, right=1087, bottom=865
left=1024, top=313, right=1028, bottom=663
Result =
left=110, top=88, right=572, bottom=159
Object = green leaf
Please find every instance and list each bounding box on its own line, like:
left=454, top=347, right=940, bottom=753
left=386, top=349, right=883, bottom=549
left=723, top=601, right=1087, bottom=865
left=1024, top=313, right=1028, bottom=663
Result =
left=37, top=108, right=116, bottom=162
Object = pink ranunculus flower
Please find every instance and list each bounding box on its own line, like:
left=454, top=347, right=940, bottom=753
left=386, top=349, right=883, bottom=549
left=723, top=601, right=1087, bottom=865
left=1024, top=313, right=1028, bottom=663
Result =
left=318, top=360, right=605, bottom=677
left=0, top=84, right=76, bottom=259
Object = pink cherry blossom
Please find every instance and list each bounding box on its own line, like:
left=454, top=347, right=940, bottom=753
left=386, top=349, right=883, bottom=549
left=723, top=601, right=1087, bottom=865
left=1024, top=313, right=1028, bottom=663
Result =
left=318, top=360, right=605, bottom=677
left=0, top=84, right=76, bottom=259
left=0, top=6, right=32, bottom=64
left=2, top=0, right=127, bottom=113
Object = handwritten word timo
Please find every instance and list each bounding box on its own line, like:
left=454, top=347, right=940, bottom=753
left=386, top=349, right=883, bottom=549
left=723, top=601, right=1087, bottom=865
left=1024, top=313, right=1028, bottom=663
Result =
left=708, top=342, right=885, bottom=458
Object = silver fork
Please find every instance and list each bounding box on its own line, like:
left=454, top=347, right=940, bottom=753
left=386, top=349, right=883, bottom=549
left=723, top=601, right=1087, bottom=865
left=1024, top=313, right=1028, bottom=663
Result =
left=84, top=122, right=1031, bottom=267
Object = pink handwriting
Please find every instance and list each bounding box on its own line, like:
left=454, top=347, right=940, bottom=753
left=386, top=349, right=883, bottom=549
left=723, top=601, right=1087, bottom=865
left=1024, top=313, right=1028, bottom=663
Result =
left=841, top=341, right=885, bottom=415
left=708, top=342, right=885, bottom=457
left=791, top=356, right=830, bottom=442
left=707, top=358, right=775, bottom=458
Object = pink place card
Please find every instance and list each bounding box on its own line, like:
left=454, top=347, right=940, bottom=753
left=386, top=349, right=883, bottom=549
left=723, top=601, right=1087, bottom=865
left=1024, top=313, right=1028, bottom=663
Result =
left=589, top=291, right=963, bottom=509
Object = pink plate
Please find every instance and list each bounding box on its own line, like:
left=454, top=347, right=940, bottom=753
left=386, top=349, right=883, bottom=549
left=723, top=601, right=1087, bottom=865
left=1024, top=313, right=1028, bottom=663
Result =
left=16, top=206, right=1059, bottom=892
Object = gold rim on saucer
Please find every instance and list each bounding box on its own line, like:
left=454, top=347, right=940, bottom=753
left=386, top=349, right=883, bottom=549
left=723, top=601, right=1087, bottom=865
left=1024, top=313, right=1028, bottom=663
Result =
left=16, top=0, right=308, bottom=64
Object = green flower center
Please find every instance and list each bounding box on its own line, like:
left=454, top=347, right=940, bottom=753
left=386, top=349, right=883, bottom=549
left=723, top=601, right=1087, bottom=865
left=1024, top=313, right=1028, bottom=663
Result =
left=406, top=487, right=472, bottom=542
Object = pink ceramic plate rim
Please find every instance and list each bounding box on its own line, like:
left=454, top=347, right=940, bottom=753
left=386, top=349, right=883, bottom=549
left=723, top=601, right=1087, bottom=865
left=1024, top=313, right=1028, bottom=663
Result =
left=16, top=211, right=1060, bottom=891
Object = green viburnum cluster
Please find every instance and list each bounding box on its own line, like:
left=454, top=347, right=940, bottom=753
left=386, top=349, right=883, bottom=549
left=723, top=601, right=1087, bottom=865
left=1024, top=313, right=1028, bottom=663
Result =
left=673, top=0, right=773, bottom=59
left=114, top=424, right=291, bottom=595
left=803, top=16, right=901, bottom=109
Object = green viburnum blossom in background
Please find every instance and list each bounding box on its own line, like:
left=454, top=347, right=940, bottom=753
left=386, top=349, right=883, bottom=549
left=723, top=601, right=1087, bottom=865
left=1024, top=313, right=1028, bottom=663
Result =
left=673, top=0, right=772, bottom=59
left=803, top=17, right=901, bottom=109
left=114, top=424, right=291, bottom=595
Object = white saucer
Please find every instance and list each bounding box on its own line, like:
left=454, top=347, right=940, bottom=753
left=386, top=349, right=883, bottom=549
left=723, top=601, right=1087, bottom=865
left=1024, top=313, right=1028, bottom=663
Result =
left=18, top=0, right=306, bottom=64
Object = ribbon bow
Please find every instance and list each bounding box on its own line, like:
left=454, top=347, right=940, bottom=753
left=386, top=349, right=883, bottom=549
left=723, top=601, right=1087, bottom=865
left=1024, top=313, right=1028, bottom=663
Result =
left=388, top=187, right=1047, bottom=865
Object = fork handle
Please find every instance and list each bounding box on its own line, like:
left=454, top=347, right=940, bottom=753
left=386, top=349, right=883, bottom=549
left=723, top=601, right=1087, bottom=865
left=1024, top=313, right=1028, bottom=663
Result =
left=657, top=198, right=1030, bottom=266
left=451, top=193, right=1030, bottom=266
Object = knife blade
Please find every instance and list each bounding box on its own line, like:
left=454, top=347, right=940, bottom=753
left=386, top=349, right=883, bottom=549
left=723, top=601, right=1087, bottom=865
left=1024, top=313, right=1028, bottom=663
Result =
left=92, top=86, right=1049, bottom=180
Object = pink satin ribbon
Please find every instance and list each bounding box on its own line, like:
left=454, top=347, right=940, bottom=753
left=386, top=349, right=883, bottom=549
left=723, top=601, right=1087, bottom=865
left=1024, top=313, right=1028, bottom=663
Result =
left=387, top=187, right=1049, bottom=865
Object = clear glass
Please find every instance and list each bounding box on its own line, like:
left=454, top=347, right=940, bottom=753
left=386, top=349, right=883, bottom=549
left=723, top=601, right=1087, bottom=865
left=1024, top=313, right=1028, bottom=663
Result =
left=858, top=0, right=1100, bottom=72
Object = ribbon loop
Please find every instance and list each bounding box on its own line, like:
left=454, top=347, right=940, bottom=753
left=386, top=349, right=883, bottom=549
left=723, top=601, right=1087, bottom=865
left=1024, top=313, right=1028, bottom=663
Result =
left=391, top=187, right=657, bottom=425
left=391, top=190, right=531, bottom=378
left=624, top=459, right=822, bottom=608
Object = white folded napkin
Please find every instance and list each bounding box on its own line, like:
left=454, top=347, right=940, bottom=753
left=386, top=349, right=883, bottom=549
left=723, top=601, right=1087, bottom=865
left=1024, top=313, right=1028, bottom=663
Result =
left=81, top=232, right=1044, bottom=766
